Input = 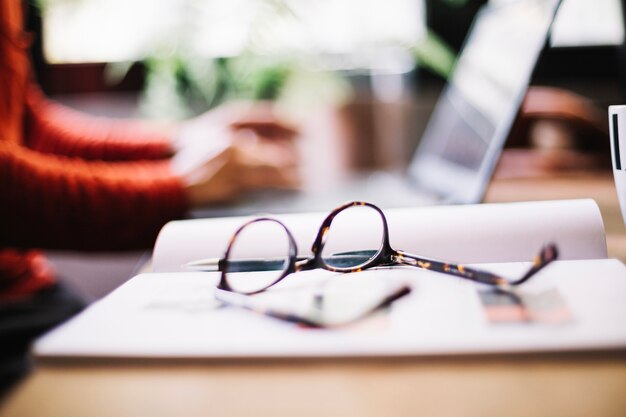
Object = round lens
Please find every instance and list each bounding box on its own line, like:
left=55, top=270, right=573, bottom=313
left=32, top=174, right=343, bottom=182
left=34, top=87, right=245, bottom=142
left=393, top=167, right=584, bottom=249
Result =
left=320, top=204, right=384, bottom=270
left=224, top=219, right=292, bottom=294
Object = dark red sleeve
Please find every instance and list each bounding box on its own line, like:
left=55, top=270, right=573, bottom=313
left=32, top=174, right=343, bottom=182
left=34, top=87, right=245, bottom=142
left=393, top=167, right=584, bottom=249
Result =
left=23, top=86, right=175, bottom=161
left=0, top=143, right=189, bottom=251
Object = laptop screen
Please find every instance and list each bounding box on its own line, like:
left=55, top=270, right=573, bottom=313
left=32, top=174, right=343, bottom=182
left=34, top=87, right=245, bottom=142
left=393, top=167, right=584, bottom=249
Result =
left=408, top=0, right=561, bottom=203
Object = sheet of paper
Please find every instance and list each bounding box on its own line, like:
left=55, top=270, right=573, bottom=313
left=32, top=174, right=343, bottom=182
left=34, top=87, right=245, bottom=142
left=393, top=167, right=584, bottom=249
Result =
left=152, top=199, right=607, bottom=273
left=34, top=259, right=626, bottom=360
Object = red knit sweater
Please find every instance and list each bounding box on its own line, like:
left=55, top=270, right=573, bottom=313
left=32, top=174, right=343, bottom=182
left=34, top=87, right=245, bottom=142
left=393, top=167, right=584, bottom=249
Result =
left=0, top=1, right=188, bottom=299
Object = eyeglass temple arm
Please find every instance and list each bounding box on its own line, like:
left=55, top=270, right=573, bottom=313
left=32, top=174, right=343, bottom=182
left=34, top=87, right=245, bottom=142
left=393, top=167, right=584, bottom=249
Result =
left=185, top=258, right=221, bottom=271
left=507, top=244, right=559, bottom=285
left=393, top=244, right=558, bottom=288
left=186, top=257, right=306, bottom=272
left=215, top=285, right=411, bottom=328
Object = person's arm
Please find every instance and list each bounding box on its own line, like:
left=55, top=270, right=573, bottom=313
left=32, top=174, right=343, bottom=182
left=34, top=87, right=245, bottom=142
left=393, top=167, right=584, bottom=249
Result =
left=23, top=86, right=176, bottom=161
left=0, top=143, right=188, bottom=251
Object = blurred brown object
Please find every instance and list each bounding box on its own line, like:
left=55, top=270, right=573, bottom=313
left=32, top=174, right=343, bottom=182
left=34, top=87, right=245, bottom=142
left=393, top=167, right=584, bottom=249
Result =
left=495, top=86, right=611, bottom=179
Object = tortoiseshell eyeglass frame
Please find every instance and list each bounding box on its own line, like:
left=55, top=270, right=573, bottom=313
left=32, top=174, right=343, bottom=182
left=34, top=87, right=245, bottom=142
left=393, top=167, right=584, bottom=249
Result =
left=215, top=201, right=559, bottom=295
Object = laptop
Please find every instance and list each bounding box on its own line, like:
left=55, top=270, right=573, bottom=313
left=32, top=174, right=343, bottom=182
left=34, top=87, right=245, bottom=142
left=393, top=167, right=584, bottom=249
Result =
left=194, top=0, right=562, bottom=218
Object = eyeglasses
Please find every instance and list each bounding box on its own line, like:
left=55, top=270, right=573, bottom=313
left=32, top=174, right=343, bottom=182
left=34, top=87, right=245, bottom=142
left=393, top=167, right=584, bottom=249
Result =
left=187, top=201, right=559, bottom=296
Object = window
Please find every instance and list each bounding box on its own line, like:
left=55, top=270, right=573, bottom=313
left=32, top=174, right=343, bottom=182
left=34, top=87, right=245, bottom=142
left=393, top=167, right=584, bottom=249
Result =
left=43, top=0, right=425, bottom=68
left=550, top=0, right=624, bottom=47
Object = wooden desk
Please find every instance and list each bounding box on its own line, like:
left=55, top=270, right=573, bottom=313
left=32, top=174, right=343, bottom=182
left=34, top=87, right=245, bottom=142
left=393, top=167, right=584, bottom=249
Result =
left=2, top=173, right=626, bottom=417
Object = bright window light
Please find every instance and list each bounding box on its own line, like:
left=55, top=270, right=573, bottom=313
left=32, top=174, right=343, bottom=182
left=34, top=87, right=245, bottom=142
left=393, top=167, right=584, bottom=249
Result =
left=490, top=0, right=625, bottom=47
left=43, top=0, right=425, bottom=65
left=550, top=0, right=624, bottom=47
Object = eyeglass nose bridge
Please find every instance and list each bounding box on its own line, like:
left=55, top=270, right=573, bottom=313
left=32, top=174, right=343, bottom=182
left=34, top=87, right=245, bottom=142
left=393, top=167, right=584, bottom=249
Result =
left=294, top=257, right=314, bottom=272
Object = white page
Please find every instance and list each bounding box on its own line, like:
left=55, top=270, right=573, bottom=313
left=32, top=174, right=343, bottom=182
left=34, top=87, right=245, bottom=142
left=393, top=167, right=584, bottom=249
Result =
left=152, top=199, right=607, bottom=272
left=33, top=259, right=626, bottom=359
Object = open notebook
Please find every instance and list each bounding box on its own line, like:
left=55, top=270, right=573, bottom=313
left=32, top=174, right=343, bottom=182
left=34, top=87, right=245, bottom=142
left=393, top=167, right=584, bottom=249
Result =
left=32, top=199, right=626, bottom=360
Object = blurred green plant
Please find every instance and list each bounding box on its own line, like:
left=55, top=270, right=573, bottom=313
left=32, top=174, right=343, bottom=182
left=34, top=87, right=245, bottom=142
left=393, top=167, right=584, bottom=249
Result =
left=411, top=30, right=458, bottom=81
left=37, top=0, right=468, bottom=120
left=135, top=54, right=303, bottom=119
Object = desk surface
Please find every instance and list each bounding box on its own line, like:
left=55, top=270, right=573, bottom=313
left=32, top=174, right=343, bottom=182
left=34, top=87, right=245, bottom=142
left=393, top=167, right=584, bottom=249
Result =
left=2, top=173, right=626, bottom=417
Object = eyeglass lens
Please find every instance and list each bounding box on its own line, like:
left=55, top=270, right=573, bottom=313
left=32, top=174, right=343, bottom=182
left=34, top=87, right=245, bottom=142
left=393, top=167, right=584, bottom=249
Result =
left=320, top=204, right=385, bottom=269
left=225, top=219, right=292, bottom=294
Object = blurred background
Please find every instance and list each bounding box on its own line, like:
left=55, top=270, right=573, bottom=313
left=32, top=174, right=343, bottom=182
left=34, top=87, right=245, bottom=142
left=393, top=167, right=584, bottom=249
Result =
left=25, top=0, right=626, bottom=299
left=30, top=0, right=626, bottom=168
